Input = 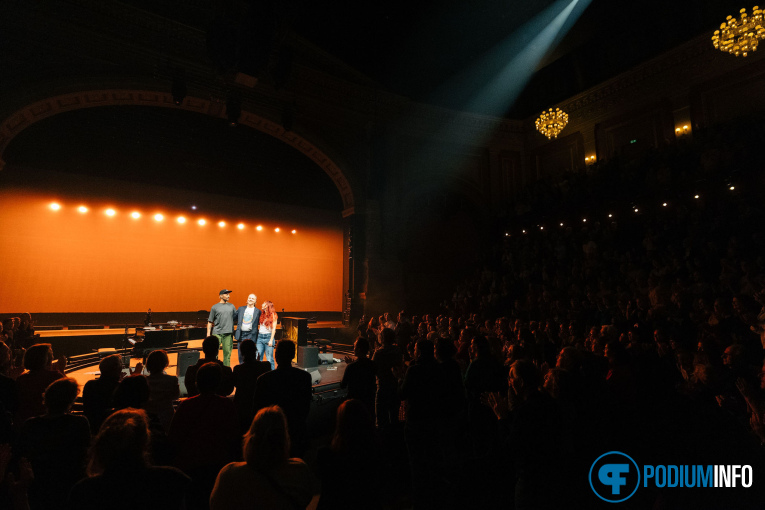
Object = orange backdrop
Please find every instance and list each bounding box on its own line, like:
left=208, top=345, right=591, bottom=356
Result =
left=0, top=189, right=343, bottom=313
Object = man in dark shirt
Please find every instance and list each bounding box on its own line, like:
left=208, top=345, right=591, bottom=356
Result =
left=253, top=340, right=312, bottom=456
left=232, top=339, right=271, bottom=433
left=372, top=328, right=403, bottom=429
left=82, top=354, right=122, bottom=433
left=341, top=337, right=377, bottom=416
left=185, top=336, right=234, bottom=397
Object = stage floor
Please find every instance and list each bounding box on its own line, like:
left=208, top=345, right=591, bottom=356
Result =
left=67, top=347, right=349, bottom=395
left=39, top=321, right=346, bottom=337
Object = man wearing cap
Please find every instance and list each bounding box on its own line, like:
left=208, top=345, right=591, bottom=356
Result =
left=208, top=289, right=236, bottom=366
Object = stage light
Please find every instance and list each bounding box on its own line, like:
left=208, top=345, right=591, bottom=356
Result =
left=634, top=208, right=639, bottom=213
left=275, top=228, right=280, bottom=232
left=608, top=214, right=613, bottom=218
left=583, top=218, right=587, bottom=222
left=198, top=219, right=206, bottom=226
left=256, top=225, right=263, bottom=231
left=292, top=229, right=297, bottom=234
left=50, top=202, right=61, bottom=211
left=154, top=213, right=164, bottom=221
left=663, top=203, right=667, bottom=207
left=540, top=226, right=544, bottom=230
left=105, top=208, right=116, bottom=217
left=522, top=229, right=526, bottom=234
left=177, top=216, right=186, bottom=224
left=237, top=223, right=245, bottom=230
left=78, top=206, right=88, bottom=213
left=694, top=194, right=700, bottom=199
left=218, top=221, right=226, bottom=227
left=131, top=212, right=141, bottom=219
left=560, top=222, right=564, bottom=226
left=191, top=205, right=197, bottom=210
left=730, top=186, right=735, bottom=190
left=504, top=232, right=509, bottom=237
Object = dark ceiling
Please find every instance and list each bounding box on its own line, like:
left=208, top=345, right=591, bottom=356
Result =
left=122, top=0, right=746, bottom=117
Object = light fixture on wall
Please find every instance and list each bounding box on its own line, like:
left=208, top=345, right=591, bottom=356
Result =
left=675, top=125, right=690, bottom=136
left=712, top=6, right=765, bottom=57
left=535, top=107, right=568, bottom=139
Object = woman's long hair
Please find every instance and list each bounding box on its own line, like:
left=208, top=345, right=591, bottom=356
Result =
left=87, top=408, right=150, bottom=476
left=243, top=405, right=290, bottom=472
left=259, top=301, right=276, bottom=329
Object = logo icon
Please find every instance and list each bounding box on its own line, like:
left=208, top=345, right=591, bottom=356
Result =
left=589, top=451, right=640, bottom=503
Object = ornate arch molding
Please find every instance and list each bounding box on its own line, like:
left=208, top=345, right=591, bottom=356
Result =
left=0, top=90, right=355, bottom=210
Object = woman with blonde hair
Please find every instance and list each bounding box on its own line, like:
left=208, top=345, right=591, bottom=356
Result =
left=257, top=301, right=279, bottom=370
left=69, top=409, right=190, bottom=509
left=210, top=405, right=319, bottom=509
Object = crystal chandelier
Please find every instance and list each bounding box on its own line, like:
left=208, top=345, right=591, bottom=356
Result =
left=712, top=6, right=765, bottom=57
left=535, top=108, right=568, bottom=139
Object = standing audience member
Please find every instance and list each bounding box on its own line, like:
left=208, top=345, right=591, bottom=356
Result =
left=372, top=328, right=403, bottom=430
left=82, top=354, right=122, bottom=434
left=14, top=344, right=65, bottom=429
left=253, top=340, right=312, bottom=457
left=68, top=409, right=190, bottom=510
left=169, top=362, right=239, bottom=510
left=0, top=341, right=17, bottom=443
left=18, top=378, right=90, bottom=510
left=340, top=338, right=377, bottom=416
left=232, top=339, right=271, bottom=433
left=210, top=406, right=319, bottom=510
left=316, top=399, right=381, bottom=510
left=144, top=350, right=180, bottom=432
left=184, top=336, right=234, bottom=397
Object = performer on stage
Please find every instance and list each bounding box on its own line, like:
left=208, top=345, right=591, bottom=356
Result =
left=234, top=294, right=261, bottom=365
left=257, top=301, right=278, bottom=370
left=208, top=289, right=236, bottom=367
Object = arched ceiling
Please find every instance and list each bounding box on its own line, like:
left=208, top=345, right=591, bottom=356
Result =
left=3, top=104, right=344, bottom=211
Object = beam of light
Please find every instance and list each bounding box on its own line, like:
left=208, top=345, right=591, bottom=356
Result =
left=105, top=208, right=116, bottom=217
left=218, top=221, right=226, bottom=227
left=131, top=211, right=141, bottom=219
left=154, top=213, right=164, bottom=221
left=465, top=0, right=584, bottom=115
left=177, top=216, right=186, bottom=224
left=430, top=0, right=589, bottom=117
left=50, top=202, right=61, bottom=211
left=256, top=225, right=263, bottom=231
left=198, top=219, right=206, bottom=225
left=78, top=206, right=88, bottom=213
left=237, top=223, right=245, bottom=230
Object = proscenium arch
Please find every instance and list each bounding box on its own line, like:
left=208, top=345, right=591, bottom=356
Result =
left=0, top=90, right=355, bottom=212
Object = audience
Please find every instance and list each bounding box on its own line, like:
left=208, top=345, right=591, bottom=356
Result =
left=68, top=408, right=190, bottom=510
left=210, top=405, right=319, bottom=510
left=232, top=339, right=271, bottom=434
left=253, top=340, right=312, bottom=457
left=184, top=336, right=234, bottom=397
left=144, top=350, right=180, bottom=432
left=14, top=344, right=65, bottom=429
left=81, top=354, right=122, bottom=434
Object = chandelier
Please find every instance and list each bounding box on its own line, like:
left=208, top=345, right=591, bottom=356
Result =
left=712, top=6, right=765, bottom=57
left=535, top=108, right=568, bottom=139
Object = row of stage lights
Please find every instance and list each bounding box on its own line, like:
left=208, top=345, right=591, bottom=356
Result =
left=48, top=202, right=297, bottom=234
left=504, top=186, right=736, bottom=237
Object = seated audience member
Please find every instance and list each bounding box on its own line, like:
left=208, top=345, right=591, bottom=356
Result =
left=144, top=350, right=180, bottom=432
left=253, top=340, right=312, bottom=457
left=210, top=405, right=319, bottom=510
left=233, top=339, right=271, bottom=434
left=185, top=336, right=234, bottom=397
left=14, top=344, right=65, bottom=428
left=317, top=399, right=381, bottom=510
left=169, top=362, right=239, bottom=510
left=18, top=377, right=90, bottom=510
left=68, top=409, right=190, bottom=510
left=82, top=354, right=122, bottom=434
left=340, top=337, right=377, bottom=416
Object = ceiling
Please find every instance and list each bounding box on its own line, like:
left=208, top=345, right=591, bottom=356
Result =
left=120, top=0, right=747, bottom=117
